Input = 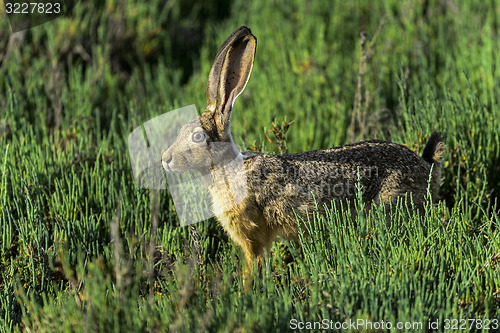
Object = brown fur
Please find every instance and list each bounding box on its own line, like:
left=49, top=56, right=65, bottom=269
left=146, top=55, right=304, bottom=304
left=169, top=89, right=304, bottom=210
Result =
left=162, top=26, right=445, bottom=272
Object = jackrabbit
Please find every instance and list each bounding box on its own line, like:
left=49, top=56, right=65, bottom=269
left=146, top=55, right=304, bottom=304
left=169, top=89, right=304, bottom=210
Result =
left=162, top=26, right=445, bottom=269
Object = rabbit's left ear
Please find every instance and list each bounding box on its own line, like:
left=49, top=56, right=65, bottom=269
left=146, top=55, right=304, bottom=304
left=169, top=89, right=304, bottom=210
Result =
left=214, top=32, right=256, bottom=135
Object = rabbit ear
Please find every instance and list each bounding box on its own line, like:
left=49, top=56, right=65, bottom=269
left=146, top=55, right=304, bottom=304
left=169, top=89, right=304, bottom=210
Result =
left=206, top=26, right=255, bottom=109
left=214, top=32, right=256, bottom=136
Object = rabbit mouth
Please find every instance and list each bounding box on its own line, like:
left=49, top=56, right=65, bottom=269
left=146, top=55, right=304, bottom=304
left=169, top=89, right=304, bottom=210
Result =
left=162, top=160, right=181, bottom=173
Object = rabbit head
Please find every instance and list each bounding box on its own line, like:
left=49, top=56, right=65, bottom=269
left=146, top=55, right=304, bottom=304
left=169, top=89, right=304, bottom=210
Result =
left=162, top=27, right=256, bottom=175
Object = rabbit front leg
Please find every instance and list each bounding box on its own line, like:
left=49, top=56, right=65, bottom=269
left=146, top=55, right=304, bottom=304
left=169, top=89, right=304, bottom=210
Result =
left=217, top=210, right=274, bottom=276
left=240, top=232, right=272, bottom=291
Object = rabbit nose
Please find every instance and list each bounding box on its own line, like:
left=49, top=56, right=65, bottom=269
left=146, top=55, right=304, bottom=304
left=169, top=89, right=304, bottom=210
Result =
left=162, top=153, right=172, bottom=169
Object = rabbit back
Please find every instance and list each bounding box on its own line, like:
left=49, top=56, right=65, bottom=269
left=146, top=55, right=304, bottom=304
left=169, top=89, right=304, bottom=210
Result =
left=239, top=140, right=437, bottom=229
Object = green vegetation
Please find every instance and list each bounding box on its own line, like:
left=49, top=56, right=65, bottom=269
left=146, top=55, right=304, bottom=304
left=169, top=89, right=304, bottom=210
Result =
left=0, top=0, right=499, bottom=331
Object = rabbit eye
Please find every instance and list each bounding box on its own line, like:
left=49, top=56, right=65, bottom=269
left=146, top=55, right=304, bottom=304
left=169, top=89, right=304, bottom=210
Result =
left=192, top=131, right=207, bottom=143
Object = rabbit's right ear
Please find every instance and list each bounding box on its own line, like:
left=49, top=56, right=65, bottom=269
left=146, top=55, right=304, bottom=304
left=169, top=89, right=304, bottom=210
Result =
left=215, top=33, right=256, bottom=134
left=206, top=26, right=254, bottom=109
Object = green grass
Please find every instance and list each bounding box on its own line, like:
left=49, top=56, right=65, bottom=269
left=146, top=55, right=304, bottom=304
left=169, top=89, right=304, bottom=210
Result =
left=1, top=0, right=499, bottom=331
